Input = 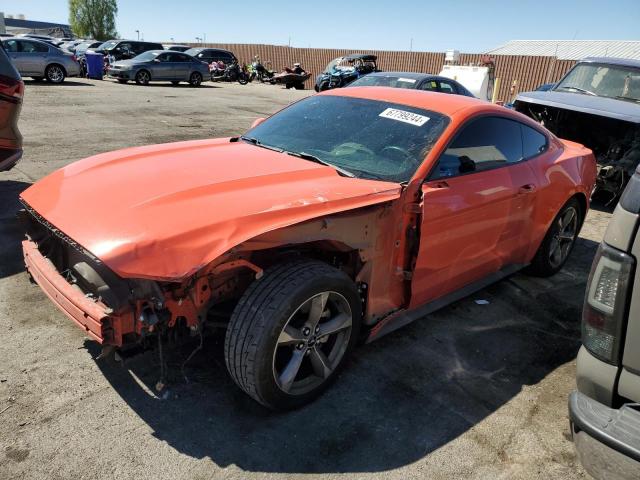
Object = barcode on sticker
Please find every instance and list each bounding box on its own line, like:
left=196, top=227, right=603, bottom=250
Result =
left=379, top=108, right=429, bottom=126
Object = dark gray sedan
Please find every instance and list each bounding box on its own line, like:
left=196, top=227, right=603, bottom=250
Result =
left=348, top=71, right=475, bottom=97
left=108, top=50, right=210, bottom=86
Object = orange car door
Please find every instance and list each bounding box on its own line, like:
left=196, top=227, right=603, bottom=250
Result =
left=410, top=116, right=540, bottom=307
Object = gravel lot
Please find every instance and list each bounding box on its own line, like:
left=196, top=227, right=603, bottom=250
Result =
left=0, top=78, right=612, bottom=479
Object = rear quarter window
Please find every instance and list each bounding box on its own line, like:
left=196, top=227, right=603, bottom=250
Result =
left=521, top=124, right=548, bottom=159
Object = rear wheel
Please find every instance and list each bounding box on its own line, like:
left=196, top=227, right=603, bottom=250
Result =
left=224, top=260, right=361, bottom=410
left=135, top=69, right=150, bottom=85
left=525, top=198, right=582, bottom=277
left=45, top=64, right=65, bottom=83
left=188, top=72, right=202, bottom=87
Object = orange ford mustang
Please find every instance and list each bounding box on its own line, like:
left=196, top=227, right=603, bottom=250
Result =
left=20, top=88, right=596, bottom=410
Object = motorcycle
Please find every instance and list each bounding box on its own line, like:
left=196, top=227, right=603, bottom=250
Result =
left=210, top=61, right=249, bottom=85
left=250, top=60, right=275, bottom=83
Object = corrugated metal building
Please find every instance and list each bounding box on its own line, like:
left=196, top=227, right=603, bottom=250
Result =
left=486, top=40, right=640, bottom=61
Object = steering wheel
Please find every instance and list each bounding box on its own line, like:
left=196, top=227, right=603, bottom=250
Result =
left=331, top=142, right=375, bottom=157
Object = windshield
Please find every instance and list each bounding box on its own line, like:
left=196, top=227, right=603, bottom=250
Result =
left=555, top=63, right=640, bottom=102
left=96, top=40, right=118, bottom=51
left=245, top=95, right=450, bottom=182
left=133, top=51, right=159, bottom=61
left=350, top=75, right=419, bottom=89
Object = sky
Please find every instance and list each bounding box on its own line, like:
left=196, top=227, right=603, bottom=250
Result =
left=4, top=0, right=640, bottom=52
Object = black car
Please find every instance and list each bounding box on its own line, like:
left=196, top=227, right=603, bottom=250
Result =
left=348, top=72, right=475, bottom=97
left=315, top=54, right=380, bottom=92
left=183, top=48, right=237, bottom=65
left=90, top=40, right=164, bottom=61
left=0, top=42, right=24, bottom=172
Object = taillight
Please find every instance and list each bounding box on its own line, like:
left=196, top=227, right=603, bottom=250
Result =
left=582, top=243, right=635, bottom=364
left=0, top=74, right=24, bottom=101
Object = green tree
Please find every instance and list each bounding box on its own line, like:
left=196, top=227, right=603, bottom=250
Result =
left=69, top=0, right=118, bottom=41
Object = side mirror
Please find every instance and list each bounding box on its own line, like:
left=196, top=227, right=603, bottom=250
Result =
left=250, top=117, right=266, bottom=129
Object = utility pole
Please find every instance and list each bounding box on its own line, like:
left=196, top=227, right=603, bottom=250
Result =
left=203, top=33, right=206, bottom=44
left=410, top=38, right=413, bottom=52
left=135, top=29, right=139, bottom=41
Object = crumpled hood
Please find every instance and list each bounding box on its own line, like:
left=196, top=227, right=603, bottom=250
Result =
left=21, top=138, right=401, bottom=280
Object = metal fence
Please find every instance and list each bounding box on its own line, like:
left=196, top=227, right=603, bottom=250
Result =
left=190, top=43, right=576, bottom=102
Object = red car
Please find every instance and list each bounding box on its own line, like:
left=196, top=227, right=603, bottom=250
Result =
left=20, top=88, right=596, bottom=410
left=0, top=42, right=23, bottom=171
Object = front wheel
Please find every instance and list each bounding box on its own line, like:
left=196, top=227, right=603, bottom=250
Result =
left=224, top=260, right=361, bottom=410
left=525, top=198, right=582, bottom=277
left=237, top=73, right=249, bottom=85
left=188, top=72, right=202, bottom=87
left=135, top=70, right=150, bottom=85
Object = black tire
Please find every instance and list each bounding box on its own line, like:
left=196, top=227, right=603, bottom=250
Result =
left=237, top=73, right=249, bottom=85
left=224, top=260, right=361, bottom=410
left=135, top=69, right=150, bottom=85
left=188, top=72, right=202, bottom=87
left=117, top=79, right=128, bottom=84
left=294, top=82, right=305, bottom=90
left=525, top=197, right=582, bottom=277
left=45, top=64, right=65, bottom=84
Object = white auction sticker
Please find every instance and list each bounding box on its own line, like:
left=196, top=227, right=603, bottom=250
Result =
left=397, top=78, right=417, bottom=83
left=379, top=108, right=429, bottom=126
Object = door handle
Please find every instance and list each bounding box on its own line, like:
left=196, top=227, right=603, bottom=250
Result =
left=518, top=184, right=536, bottom=194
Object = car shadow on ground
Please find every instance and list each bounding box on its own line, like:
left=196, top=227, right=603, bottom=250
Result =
left=0, top=180, right=31, bottom=279
left=22, top=80, right=94, bottom=87
left=90, top=234, right=600, bottom=474
left=111, top=82, right=221, bottom=89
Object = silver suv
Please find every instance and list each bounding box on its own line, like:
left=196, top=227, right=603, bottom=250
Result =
left=2, top=38, right=81, bottom=83
left=570, top=165, right=640, bottom=478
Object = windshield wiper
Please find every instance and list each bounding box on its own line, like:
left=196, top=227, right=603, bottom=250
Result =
left=239, top=135, right=284, bottom=153
left=555, top=86, right=597, bottom=96
left=285, top=151, right=355, bottom=178
left=614, top=95, right=640, bottom=104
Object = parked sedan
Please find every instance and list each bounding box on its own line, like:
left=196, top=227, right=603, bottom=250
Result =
left=20, top=88, right=596, bottom=410
left=349, top=71, right=475, bottom=96
left=1, top=38, right=80, bottom=83
left=107, top=50, right=210, bottom=86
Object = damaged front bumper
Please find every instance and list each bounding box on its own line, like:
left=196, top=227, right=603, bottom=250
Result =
left=22, top=238, right=135, bottom=346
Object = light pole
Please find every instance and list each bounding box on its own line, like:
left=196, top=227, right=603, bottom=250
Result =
left=135, top=29, right=139, bottom=41
left=195, top=37, right=201, bottom=44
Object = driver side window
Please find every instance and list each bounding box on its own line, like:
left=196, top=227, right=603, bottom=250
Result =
left=430, top=116, right=523, bottom=179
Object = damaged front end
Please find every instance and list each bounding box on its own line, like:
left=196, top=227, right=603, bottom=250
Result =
left=19, top=204, right=262, bottom=355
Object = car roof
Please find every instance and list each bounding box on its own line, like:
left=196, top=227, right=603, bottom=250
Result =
left=343, top=53, right=377, bottom=61
left=323, top=86, right=499, bottom=117
left=579, top=57, right=640, bottom=69
left=360, top=72, right=453, bottom=81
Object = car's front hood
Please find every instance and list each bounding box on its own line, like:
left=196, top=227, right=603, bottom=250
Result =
left=515, top=90, right=640, bottom=123
left=21, top=138, right=401, bottom=280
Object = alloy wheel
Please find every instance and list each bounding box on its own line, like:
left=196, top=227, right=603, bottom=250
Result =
left=549, top=206, right=578, bottom=268
left=272, top=291, right=353, bottom=396
left=47, top=65, right=64, bottom=83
